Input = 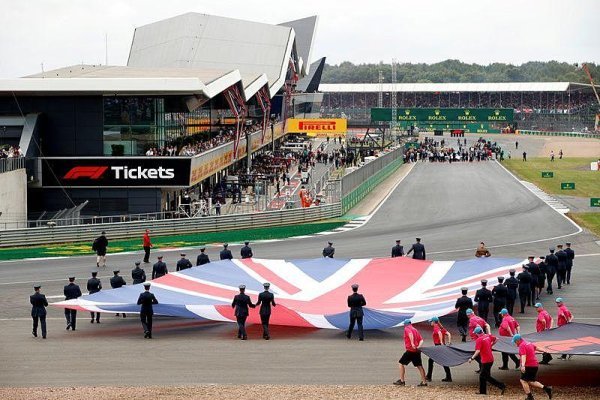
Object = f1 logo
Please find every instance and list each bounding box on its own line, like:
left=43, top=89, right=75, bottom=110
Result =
left=63, top=166, right=108, bottom=180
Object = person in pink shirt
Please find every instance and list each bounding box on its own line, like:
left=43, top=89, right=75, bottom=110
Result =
left=425, top=316, right=452, bottom=382
left=556, top=297, right=573, bottom=360
left=469, top=326, right=506, bottom=395
left=394, top=319, right=428, bottom=387
left=467, top=308, right=490, bottom=372
left=467, top=308, right=491, bottom=340
left=498, top=308, right=520, bottom=370
left=513, top=334, right=553, bottom=400
left=535, top=303, right=554, bottom=364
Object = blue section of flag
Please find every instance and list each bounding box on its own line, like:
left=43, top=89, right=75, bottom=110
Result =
left=183, top=260, right=264, bottom=291
left=436, top=258, right=521, bottom=286
left=290, top=258, right=350, bottom=281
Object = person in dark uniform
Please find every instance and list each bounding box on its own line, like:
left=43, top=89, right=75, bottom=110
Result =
left=196, top=247, right=210, bottom=266
left=30, top=284, right=48, bottom=339
left=64, top=276, right=82, bottom=330
left=537, top=256, right=547, bottom=292
left=220, top=244, right=233, bottom=260
left=255, top=282, right=276, bottom=340
left=492, top=276, right=508, bottom=328
left=110, top=270, right=127, bottom=318
left=322, top=241, right=335, bottom=258
left=87, top=271, right=102, bottom=323
left=407, top=238, right=426, bottom=260
left=131, top=261, right=146, bottom=284
left=152, top=255, right=168, bottom=279
left=474, top=279, right=493, bottom=323
left=526, top=256, right=541, bottom=302
left=240, top=241, right=253, bottom=259
left=454, top=287, right=473, bottom=342
left=231, top=285, right=255, bottom=340
left=545, top=248, right=558, bottom=294
left=92, top=231, right=109, bottom=268
left=555, top=244, right=567, bottom=289
left=565, top=242, right=575, bottom=284
left=391, top=240, right=404, bottom=258
left=505, top=269, right=519, bottom=316
left=137, top=282, right=158, bottom=339
left=517, top=265, right=532, bottom=313
left=346, top=283, right=367, bottom=341
left=176, top=253, right=192, bottom=271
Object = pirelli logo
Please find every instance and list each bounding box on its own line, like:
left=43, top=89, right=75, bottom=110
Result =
left=299, top=120, right=337, bottom=131
left=288, top=118, right=347, bottom=134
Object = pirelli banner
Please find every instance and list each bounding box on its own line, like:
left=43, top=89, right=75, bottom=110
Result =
left=287, top=118, right=347, bottom=137
left=371, top=108, right=514, bottom=123
left=41, top=157, right=191, bottom=188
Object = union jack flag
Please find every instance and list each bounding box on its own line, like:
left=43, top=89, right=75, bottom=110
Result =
left=53, top=257, right=525, bottom=330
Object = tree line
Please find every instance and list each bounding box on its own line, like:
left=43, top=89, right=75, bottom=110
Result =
left=321, top=60, right=600, bottom=84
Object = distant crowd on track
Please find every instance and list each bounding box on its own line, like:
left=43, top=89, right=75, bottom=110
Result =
left=29, top=231, right=577, bottom=398
left=403, top=137, right=509, bottom=163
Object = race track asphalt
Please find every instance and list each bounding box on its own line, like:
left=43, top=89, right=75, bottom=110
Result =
left=1, top=160, right=599, bottom=387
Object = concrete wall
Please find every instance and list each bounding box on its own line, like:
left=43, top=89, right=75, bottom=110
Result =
left=0, top=169, right=27, bottom=230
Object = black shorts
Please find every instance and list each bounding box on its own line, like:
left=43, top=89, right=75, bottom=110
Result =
left=521, top=366, right=538, bottom=382
left=399, top=351, right=422, bottom=367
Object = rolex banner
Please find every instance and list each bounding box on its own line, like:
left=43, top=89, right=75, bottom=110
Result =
left=371, top=108, right=514, bottom=123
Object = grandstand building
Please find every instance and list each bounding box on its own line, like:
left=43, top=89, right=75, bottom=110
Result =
left=0, top=13, right=323, bottom=221
left=320, top=82, right=600, bottom=132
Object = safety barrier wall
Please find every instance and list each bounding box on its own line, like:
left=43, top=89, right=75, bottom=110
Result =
left=341, top=147, right=404, bottom=214
left=517, top=130, right=599, bottom=139
left=0, top=203, right=341, bottom=248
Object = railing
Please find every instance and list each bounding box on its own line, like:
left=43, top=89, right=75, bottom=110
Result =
left=0, top=157, right=26, bottom=173
left=0, top=204, right=342, bottom=247
left=517, top=129, right=599, bottom=139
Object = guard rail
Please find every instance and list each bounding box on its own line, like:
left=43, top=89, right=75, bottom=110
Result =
left=517, top=129, right=599, bottom=139
left=0, top=203, right=341, bottom=248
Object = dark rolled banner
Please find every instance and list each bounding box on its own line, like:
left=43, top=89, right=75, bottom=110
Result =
left=41, top=157, right=191, bottom=188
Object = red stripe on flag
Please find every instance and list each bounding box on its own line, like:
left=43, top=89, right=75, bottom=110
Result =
left=240, top=259, right=301, bottom=295
left=214, top=304, right=314, bottom=328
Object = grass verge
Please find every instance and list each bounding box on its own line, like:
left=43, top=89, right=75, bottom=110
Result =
left=502, top=157, right=600, bottom=198
left=568, top=213, right=600, bottom=237
left=0, top=220, right=346, bottom=261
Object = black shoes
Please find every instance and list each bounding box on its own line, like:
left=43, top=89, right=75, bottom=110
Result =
left=425, top=376, right=432, bottom=382
left=500, top=384, right=506, bottom=395
left=66, top=324, right=71, bottom=330
left=393, top=379, right=405, bottom=386
left=359, top=338, right=364, bottom=341
left=498, top=366, right=509, bottom=370
left=32, top=331, right=37, bottom=337
left=91, top=319, right=94, bottom=323
left=442, top=378, right=452, bottom=382
left=417, top=382, right=427, bottom=387
left=544, top=386, right=553, bottom=399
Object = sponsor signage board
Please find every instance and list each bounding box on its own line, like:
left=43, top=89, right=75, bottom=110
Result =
left=371, top=108, right=514, bottom=123
left=42, top=158, right=191, bottom=188
left=591, top=198, right=600, bottom=207
left=560, top=182, right=575, bottom=190
left=287, top=118, right=347, bottom=135
left=541, top=171, right=554, bottom=178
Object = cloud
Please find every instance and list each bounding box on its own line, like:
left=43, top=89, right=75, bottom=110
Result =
left=0, top=0, right=597, bottom=78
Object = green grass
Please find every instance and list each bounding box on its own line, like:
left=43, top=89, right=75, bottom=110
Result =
left=569, top=213, right=600, bottom=238
left=0, top=220, right=347, bottom=261
left=502, top=157, right=600, bottom=198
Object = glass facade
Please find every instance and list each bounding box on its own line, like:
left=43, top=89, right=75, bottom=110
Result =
left=103, top=96, right=216, bottom=156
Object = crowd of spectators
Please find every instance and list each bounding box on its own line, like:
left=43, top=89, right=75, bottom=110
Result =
left=0, top=145, right=23, bottom=159
left=146, top=120, right=264, bottom=157
left=322, top=92, right=597, bottom=116
left=404, top=137, right=505, bottom=163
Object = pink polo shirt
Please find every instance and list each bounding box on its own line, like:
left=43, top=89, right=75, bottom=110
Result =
left=518, top=340, right=539, bottom=367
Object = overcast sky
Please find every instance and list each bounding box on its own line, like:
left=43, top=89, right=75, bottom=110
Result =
left=1, top=0, right=598, bottom=78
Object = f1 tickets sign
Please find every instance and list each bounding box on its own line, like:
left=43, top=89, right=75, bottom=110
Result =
left=287, top=118, right=347, bottom=137
left=41, top=158, right=191, bottom=187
